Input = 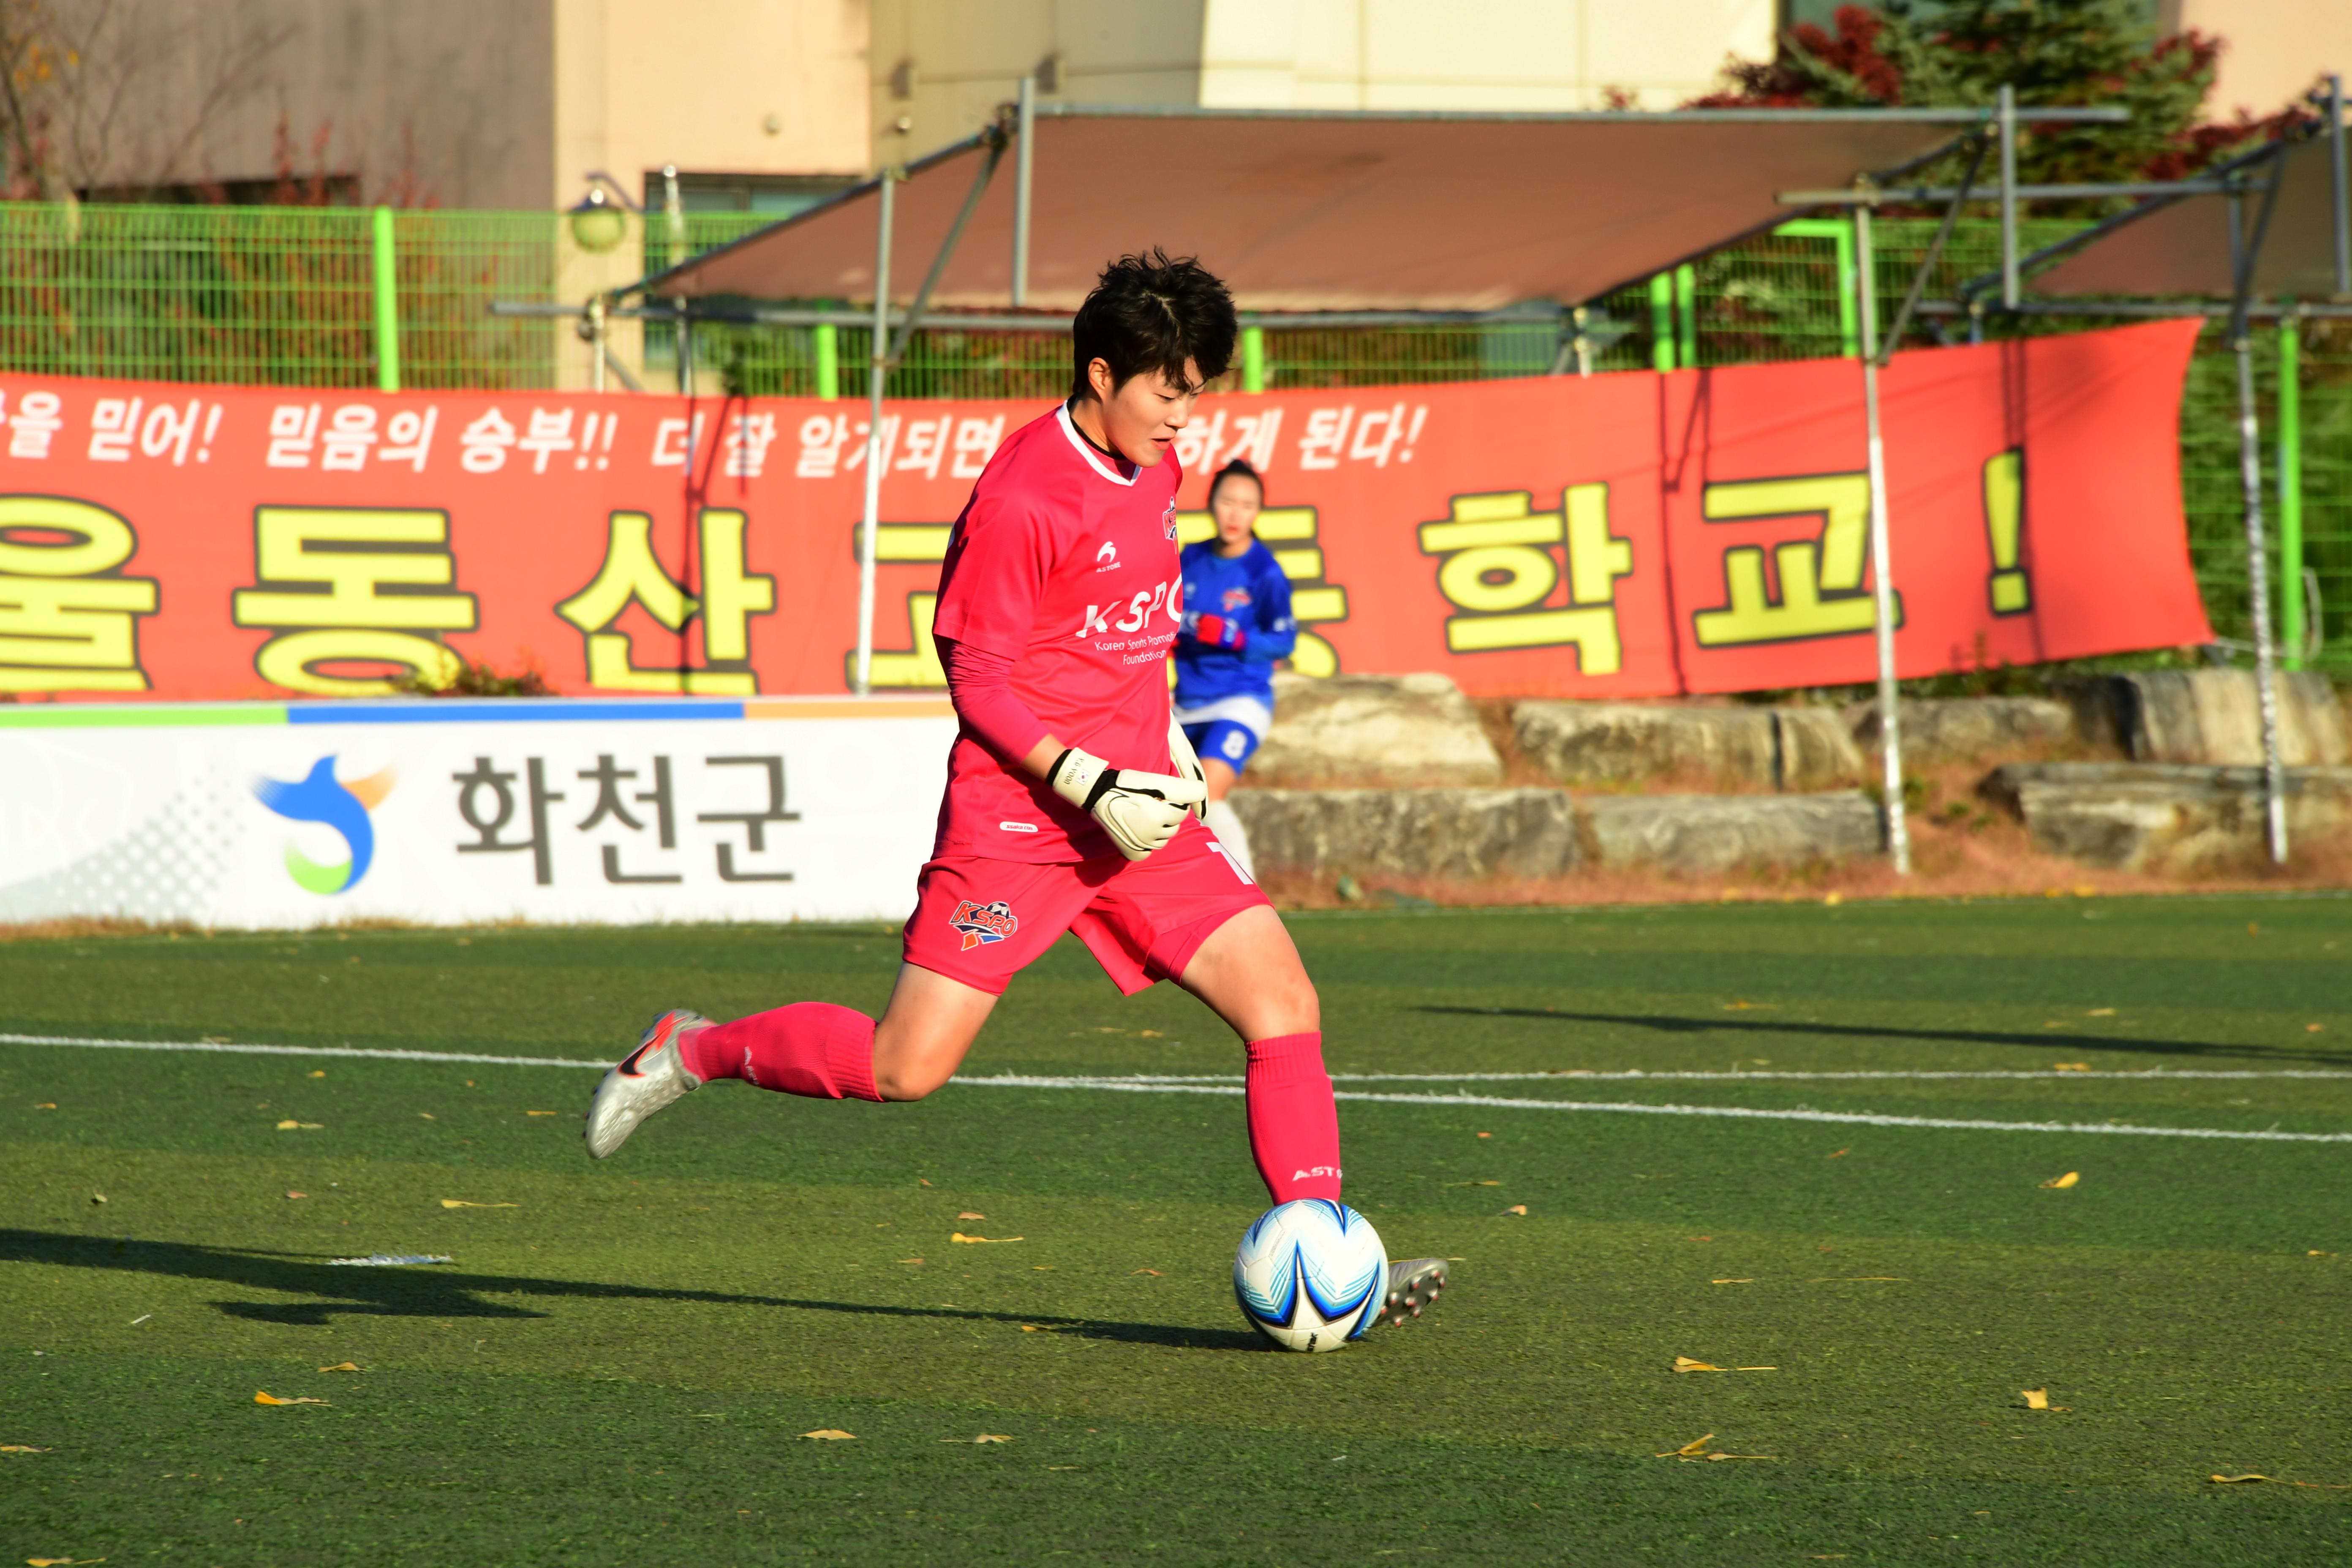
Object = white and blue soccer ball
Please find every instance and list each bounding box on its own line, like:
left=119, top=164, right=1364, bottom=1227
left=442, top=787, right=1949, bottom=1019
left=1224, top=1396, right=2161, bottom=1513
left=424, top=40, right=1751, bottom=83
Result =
left=1232, top=1198, right=1387, bottom=1352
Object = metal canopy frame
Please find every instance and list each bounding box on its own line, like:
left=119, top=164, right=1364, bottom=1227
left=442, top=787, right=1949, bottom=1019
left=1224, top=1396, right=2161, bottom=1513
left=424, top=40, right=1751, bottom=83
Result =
left=1779, top=76, right=2352, bottom=869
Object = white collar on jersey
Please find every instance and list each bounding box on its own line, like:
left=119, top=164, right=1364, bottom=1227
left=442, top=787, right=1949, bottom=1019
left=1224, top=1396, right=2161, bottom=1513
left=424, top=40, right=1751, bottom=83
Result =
left=1056, top=401, right=1138, bottom=487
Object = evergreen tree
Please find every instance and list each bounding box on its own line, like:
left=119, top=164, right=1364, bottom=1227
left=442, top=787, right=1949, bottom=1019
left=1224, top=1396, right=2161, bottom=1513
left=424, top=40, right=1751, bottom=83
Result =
left=1693, top=0, right=2306, bottom=191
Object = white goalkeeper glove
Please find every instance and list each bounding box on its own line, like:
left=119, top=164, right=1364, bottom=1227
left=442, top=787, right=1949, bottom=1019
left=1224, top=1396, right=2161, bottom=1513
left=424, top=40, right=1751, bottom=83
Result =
left=1165, top=716, right=1209, bottom=821
left=1048, top=745, right=1207, bottom=860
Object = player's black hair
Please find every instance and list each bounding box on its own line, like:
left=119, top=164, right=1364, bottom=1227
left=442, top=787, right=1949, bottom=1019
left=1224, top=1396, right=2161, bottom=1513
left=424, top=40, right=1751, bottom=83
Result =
left=1208, top=458, right=1263, bottom=505
left=1069, top=248, right=1237, bottom=401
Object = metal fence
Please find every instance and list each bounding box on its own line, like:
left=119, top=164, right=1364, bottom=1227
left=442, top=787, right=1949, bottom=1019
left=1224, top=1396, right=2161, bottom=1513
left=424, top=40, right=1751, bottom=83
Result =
left=0, top=200, right=2342, bottom=668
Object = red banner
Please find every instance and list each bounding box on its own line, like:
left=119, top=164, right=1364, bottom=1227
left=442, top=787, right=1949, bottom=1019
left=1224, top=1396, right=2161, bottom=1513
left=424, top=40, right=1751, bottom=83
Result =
left=0, top=321, right=2207, bottom=702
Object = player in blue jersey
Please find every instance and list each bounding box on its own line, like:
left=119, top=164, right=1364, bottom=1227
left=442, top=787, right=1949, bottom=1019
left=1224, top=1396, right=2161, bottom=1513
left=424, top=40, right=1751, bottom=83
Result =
left=1173, top=458, right=1294, bottom=875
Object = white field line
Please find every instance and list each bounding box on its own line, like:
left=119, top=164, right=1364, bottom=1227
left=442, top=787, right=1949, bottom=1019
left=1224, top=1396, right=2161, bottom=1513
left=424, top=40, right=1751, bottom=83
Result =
left=959, top=1075, right=2352, bottom=1144
left=6, top=1033, right=2348, bottom=1143
left=0, top=1032, right=611, bottom=1070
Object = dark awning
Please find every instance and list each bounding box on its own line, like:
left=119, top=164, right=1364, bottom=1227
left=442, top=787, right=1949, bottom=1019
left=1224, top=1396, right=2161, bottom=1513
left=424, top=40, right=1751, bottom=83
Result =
left=2035, top=137, right=2345, bottom=299
left=646, top=105, right=2006, bottom=313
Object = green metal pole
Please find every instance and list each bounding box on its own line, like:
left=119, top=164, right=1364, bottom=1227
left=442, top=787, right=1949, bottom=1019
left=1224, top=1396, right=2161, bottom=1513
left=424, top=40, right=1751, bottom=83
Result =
left=1674, top=262, right=1698, bottom=368
left=1241, top=325, right=1266, bottom=392
left=1649, top=273, right=1675, bottom=371
left=2278, top=307, right=2304, bottom=667
left=370, top=206, right=400, bottom=392
left=1772, top=219, right=1860, bottom=358
left=814, top=322, right=839, bottom=400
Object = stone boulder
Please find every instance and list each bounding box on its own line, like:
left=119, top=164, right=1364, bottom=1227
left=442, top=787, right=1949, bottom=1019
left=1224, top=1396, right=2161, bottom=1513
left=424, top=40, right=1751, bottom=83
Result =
left=2056, top=670, right=2348, bottom=767
left=1848, top=696, right=2077, bottom=767
left=1247, top=672, right=1501, bottom=788
left=1982, top=761, right=2352, bottom=873
left=1583, top=792, right=1884, bottom=874
left=1229, top=788, right=1579, bottom=880
left=1513, top=702, right=1862, bottom=791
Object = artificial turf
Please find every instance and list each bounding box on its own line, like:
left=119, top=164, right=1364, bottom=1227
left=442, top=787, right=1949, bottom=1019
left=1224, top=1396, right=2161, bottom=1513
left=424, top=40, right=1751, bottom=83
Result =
left=2, top=894, right=2348, bottom=1564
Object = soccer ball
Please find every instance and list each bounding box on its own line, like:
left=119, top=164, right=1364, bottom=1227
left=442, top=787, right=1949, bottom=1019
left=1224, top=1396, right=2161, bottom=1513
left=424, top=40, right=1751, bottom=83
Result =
left=1232, top=1198, right=1387, bottom=1352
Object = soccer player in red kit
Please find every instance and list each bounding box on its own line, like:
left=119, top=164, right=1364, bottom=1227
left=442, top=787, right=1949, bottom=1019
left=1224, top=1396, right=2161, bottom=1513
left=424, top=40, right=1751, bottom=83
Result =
left=583, top=251, right=1444, bottom=1327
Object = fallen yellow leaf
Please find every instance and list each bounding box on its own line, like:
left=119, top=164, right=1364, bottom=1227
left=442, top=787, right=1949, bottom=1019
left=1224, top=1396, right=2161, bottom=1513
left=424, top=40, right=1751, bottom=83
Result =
left=1502, top=1204, right=1527, bottom=1216
left=417, top=1112, right=435, bottom=1120
left=958, top=1211, right=986, bottom=1220
left=2210, top=1473, right=2274, bottom=1484
left=1823, top=892, right=1842, bottom=906
left=33, top=1102, right=55, bottom=1110
left=316, top=1363, right=361, bottom=1373
left=2041, top=1172, right=2080, bottom=1190
left=525, top=1111, right=558, bottom=1117
left=1, top=1444, right=51, bottom=1452
left=2208, top=1473, right=2352, bottom=1488
left=2308, top=1024, right=2324, bottom=1033
left=440, top=1200, right=519, bottom=1209
left=1138, top=1029, right=1163, bottom=1038
left=1673, top=1357, right=1722, bottom=1373
left=275, top=1119, right=300, bottom=1130
left=2085, top=1009, right=2115, bottom=1018
left=285, top=1191, right=307, bottom=1200
left=1658, top=1433, right=1715, bottom=1457
left=253, top=1391, right=328, bottom=1406
left=950, top=1233, right=1022, bottom=1244
left=798, top=1429, right=856, bottom=1440
left=939, top=1434, right=1015, bottom=1444
left=2053, top=1063, right=2091, bottom=1073
left=1132, top=1268, right=1162, bottom=1276
left=2022, top=1388, right=2069, bottom=1411
left=1827, top=1148, right=1848, bottom=1158
left=1712, top=1278, right=1753, bottom=1285
left=308, top=1070, right=327, bottom=1077
left=897, top=1257, right=924, bottom=1265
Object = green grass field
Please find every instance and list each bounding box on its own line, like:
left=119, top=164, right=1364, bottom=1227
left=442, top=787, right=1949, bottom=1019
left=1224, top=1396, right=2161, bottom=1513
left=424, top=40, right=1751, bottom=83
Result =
left=3, top=894, right=2350, bottom=1565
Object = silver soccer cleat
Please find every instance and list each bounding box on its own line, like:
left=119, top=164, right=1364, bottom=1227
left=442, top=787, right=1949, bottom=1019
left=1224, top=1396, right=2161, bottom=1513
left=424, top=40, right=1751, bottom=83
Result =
left=584, top=1009, right=710, bottom=1160
left=1380, top=1257, right=1448, bottom=1326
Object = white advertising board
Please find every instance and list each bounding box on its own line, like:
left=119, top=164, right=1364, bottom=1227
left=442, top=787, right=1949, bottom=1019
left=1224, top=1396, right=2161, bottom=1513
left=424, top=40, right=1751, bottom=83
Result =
left=0, top=697, right=960, bottom=929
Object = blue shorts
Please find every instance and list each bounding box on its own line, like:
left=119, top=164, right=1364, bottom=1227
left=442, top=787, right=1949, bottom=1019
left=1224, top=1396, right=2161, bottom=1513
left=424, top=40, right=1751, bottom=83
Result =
left=1185, top=719, right=1260, bottom=773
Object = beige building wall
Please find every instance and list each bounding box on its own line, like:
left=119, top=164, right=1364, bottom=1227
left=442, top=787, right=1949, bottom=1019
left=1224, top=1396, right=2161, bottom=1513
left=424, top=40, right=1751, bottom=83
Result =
left=1199, top=0, right=1776, bottom=112
left=2171, top=0, right=2352, bottom=119
left=552, top=0, right=871, bottom=386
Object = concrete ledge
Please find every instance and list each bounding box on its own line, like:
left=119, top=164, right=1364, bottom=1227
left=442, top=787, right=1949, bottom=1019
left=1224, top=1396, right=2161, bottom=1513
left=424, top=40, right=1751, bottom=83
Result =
left=1583, top=792, right=1884, bottom=874
left=1230, top=787, right=1884, bottom=879
left=1850, top=696, right=2076, bottom=766
left=1228, top=788, right=1580, bottom=880
left=1982, top=761, right=2352, bottom=872
left=2053, top=670, right=2348, bottom=766
left=1251, top=672, right=1501, bottom=788
left=1513, top=702, right=1862, bottom=791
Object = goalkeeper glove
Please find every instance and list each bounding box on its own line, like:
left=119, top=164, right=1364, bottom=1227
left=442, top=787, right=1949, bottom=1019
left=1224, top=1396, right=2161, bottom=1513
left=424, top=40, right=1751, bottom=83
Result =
left=1048, top=746, right=1207, bottom=860
left=1165, top=716, right=1209, bottom=820
left=1182, top=610, right=1248, bottom=651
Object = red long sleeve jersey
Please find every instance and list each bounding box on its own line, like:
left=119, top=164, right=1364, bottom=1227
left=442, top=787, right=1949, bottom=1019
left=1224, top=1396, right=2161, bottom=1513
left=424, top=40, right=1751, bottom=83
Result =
left=927, top=402, right=1187, bottom=861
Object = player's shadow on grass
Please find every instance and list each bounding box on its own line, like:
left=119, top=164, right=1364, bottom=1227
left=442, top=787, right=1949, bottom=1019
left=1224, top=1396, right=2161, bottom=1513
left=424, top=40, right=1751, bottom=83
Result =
left=0, top=1229, right=1262, bottom=1350
left=1418, top=1007, right=2352, bottom=1069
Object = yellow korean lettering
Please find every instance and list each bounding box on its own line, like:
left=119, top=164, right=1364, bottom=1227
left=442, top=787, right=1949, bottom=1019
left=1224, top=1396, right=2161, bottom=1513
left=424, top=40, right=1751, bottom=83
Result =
left=234, top=508, right=475, bottom=631
left=863, top=592, right=947, bottom=689
left=558, top=509, right=771, bottom=694
left=0, top=496, right=160, bottom=692
left=1417, top=487, right=1630, bottom=672
left=1691, top=473, right=1898, bottom=647
left=1174, top=504, right=1347, bottom=676
left=1982, top=449, right=2029, bottom=615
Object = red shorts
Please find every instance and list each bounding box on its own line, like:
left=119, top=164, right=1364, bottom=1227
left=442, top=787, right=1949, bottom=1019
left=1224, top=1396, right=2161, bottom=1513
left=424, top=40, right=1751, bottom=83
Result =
left=902, top=817, right=1271, bottom=996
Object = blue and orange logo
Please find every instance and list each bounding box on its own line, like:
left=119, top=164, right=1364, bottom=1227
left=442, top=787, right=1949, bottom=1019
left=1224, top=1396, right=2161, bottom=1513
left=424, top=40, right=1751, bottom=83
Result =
left=948, top=898, right=1017, bottom=951
left=253, top=757, right=395, bottom=895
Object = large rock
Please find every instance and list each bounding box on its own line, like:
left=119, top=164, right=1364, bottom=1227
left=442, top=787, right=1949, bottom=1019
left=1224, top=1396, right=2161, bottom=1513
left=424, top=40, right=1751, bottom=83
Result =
left=1248, top=672, right=1501, bottom=788
left=1849, top=696, right=2077, bottom=766
left=1583, top=792, right=1884, bottom=874
left=1982, top=761, right=2352, bottom=872
left=1230, top=788, right=1580, bottom=879
left=2055, top=670, right=2349, bottom=767
left=1513, top=702, right=1861, bottom=790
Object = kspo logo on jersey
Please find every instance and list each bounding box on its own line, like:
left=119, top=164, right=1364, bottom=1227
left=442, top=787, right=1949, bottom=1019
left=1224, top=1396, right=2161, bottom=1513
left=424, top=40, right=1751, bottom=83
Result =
left=1220, top=585, right=1253, bottom=612
left=1074, top=578, right=1179, bottom=638
left=1161, top=498, right=1178, bottom=540
left=948, top=898, right=1018, bottom=951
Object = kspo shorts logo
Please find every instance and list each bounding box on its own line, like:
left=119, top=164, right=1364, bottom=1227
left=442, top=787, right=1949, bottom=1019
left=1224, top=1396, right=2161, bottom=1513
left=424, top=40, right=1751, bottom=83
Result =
left=948, top=898, right=1018, bottom=950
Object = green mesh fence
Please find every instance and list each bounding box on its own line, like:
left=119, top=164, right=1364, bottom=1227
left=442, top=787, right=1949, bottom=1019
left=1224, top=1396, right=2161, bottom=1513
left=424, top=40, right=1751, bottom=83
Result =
left=0, top=201, right=2342, bottom=667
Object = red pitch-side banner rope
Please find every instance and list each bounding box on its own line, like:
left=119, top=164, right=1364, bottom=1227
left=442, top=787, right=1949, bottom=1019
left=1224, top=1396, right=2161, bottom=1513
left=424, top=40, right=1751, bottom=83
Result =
left=0, top=320, right=2208, bottom=702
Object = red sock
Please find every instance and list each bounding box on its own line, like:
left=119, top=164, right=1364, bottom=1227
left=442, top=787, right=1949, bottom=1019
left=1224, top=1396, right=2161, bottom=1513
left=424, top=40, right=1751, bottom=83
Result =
left=683, top=1003, right=882, bottom=1102
left=1245, top=1032, right=1342, bottom=1203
